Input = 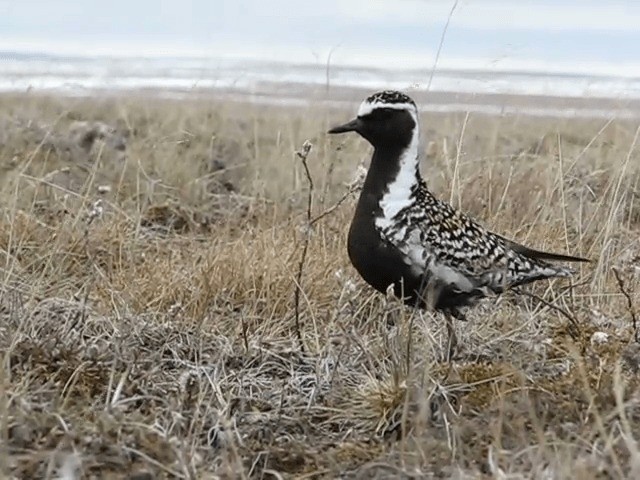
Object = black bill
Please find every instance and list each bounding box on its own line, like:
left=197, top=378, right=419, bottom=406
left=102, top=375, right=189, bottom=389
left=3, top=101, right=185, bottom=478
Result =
left=328, top=118, right=360, bottom=134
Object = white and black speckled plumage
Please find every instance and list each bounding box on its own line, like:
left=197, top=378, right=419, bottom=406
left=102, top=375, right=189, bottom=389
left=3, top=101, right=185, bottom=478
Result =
left=328, top=90, right=588, bottom=319
left=379, top=178, right=577, bottom=303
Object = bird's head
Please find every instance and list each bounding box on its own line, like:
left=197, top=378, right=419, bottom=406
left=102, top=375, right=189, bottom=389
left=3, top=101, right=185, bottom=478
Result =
left=328, top=90, right=419, bottom=149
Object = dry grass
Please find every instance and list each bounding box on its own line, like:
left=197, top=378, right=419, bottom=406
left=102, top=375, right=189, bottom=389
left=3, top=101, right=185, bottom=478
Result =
left=1, top=91, right=640, bottom=479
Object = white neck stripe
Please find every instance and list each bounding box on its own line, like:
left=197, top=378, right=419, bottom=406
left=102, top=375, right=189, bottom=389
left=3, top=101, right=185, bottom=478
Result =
left=374, top=119, right=420, bottom=230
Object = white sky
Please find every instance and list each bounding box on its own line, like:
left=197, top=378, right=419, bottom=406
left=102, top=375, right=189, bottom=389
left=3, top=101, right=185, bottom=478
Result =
left=1, top=0, right=639, bottom=74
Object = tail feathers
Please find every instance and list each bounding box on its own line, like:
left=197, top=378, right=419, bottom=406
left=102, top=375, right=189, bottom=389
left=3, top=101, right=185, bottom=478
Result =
left=515, top=246, right=589, bottom=264
left=494, top=233, right=590, bottom=263
left=509, top=262, right=576, bottom=290
left=535, top=263, right=575, bottom=278
left=475, top=260, right=575, bottom=296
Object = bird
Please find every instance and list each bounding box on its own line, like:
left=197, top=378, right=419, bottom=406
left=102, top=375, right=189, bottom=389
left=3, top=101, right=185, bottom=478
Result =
left=327, top=90, right=589, bottom=358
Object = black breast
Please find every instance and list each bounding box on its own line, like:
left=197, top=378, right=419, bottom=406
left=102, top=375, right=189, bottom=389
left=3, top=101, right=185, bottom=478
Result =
left=347, top=158, right=428, bottom=308
left=347, top=169, right=487, bottom=312
left=347, top=195, right=423, bottom=302
left=345, top=127, right=488, bottom=313
left=348, top=210, right=487, bottom=311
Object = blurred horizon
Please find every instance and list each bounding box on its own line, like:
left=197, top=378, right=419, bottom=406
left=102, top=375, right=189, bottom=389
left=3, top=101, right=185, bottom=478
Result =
left=2, top=0, right=640, bottom=76
left=2, top=0, right=640, bottom=100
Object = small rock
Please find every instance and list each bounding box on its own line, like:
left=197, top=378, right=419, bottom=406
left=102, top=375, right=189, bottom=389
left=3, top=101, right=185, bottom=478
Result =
left=590, top=331, right=609, bottom=345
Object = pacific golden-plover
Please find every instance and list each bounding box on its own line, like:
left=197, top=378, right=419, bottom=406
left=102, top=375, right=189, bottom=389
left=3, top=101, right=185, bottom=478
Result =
left=328, top=90, right=588, bottom=358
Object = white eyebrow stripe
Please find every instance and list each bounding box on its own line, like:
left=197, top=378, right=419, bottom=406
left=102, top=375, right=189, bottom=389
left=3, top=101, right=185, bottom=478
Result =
left=357, top=101, right=417, bottom=118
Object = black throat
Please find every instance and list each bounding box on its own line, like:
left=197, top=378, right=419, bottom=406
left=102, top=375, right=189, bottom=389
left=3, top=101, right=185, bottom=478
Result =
left=354, top=128, right=420, bottom=221
left=346, top=128, right=422, bottom=302
left=360, top=145, right=411, bottom=209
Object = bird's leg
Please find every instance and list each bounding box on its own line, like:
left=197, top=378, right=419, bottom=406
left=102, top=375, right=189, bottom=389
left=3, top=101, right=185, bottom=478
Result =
left=445, top=312, right=458, bottom=362
left=443, top=308, right=467, bottom=361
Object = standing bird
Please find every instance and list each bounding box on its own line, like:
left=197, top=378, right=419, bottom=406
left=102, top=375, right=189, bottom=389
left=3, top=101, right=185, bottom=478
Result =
left=328, top=90, right=588, bottom=358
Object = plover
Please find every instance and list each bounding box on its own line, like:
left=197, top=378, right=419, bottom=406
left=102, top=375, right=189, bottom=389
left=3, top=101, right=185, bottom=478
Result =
left=328, top=90, right=588, bottom=357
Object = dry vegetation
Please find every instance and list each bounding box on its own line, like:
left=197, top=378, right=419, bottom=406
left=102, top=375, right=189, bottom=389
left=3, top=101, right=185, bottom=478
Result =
left=1, top=91, right=640, bottom=479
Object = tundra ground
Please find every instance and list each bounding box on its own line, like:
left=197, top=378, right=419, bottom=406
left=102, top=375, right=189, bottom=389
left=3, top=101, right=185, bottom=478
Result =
left=1, top=92, right=639, bottom=478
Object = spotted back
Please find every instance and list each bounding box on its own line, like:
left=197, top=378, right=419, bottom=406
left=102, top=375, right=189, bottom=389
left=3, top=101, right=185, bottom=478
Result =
left=378, top=179, right=577, bottom=304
